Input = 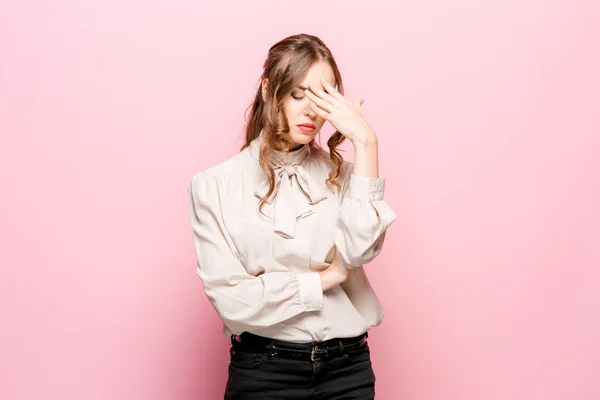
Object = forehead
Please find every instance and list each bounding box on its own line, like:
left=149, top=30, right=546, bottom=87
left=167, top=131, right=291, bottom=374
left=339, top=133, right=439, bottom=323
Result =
left=300, top=61, right=336, bottom=88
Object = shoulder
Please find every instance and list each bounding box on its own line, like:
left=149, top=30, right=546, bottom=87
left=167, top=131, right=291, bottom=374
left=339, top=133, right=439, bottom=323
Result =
left=311, top=146, right=354, bottom=178
left=189, top=147, right=253, bottom=187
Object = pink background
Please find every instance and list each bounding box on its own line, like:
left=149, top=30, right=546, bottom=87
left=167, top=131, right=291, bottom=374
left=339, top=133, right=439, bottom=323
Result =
left=1, top=1, right=599, bottom=399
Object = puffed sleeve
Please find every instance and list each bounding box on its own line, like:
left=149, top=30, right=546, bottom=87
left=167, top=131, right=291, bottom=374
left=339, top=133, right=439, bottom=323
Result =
left=188, top=173, right=324, bottom=334
left=334, top=163, right=397, bottom=269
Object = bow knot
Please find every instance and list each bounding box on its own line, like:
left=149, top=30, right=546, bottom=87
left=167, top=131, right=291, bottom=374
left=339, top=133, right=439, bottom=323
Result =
left=282, top=165, right=297, bottom=177
left=255, top=163, right=327, bottom=239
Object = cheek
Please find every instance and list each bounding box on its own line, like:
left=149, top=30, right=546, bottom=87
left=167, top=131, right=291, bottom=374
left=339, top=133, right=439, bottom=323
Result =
left=282, top=98, right=291, bottom=112
left=315, top=115, right=326, bottom=127
left=283, top=99, right=300, bottom=116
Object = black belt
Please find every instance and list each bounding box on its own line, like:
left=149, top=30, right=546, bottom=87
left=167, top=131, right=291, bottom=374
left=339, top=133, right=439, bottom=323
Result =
left=231, top=331, right=369, bottom=362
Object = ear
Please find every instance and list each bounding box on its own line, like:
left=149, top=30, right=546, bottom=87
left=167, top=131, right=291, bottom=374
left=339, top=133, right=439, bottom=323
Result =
left=261, top=78, right=269, bottom=101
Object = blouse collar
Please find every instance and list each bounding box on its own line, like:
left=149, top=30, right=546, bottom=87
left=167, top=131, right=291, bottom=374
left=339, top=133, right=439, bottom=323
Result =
left=248, top=129, right=327, bottom=239
left=249, top=128, right=312, bottom=167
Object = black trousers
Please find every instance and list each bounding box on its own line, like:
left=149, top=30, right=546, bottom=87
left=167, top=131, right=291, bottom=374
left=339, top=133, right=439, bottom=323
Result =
left=224, top=332, right=376, bottom=399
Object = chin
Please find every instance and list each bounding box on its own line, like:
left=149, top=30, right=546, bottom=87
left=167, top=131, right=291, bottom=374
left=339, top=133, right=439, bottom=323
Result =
left=287, top=128, right=318, bottom=146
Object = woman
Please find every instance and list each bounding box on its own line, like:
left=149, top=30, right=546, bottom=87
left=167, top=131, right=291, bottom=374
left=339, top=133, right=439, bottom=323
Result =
left=187, top=33, right=397, bottom=399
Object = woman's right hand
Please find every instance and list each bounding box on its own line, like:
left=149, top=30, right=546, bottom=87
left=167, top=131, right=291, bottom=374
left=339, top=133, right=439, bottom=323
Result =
left=318, top=248, right=351, bottom=291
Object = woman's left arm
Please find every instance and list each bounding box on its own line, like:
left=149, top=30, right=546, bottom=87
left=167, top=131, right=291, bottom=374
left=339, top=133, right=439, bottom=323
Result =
left=305, top=78, right=397, bottom=269
left=333, top=162, right=397, bottom=269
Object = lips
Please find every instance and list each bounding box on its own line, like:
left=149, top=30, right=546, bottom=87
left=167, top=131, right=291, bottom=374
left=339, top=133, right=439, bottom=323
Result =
left=297, top=123, right=315, bottom=129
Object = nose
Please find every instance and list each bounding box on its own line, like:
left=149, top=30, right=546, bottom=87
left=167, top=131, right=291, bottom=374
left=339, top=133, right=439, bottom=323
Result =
left=304, top=102, right=317, bottom=119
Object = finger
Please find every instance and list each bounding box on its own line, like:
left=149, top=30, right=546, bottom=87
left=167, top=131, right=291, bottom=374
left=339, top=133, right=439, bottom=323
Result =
left=305, top=89, right=334, bottom=113
left=309, top=102, right=330, bottom=120
left=353, top=97, right=365, bottom=111
left=307, top=83, right=338, bottom=106
left=320, top=77, right=346, bottom=102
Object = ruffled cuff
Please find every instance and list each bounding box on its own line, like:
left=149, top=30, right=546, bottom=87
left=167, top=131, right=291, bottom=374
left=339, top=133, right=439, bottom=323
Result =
left=347, top=174, right=386, bottom=201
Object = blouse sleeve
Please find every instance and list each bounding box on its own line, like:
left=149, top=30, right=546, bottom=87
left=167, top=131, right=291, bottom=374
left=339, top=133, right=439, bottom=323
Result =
left=334, top=163, right=397, bottom=269
left=188, top=173, right=324, bottom=334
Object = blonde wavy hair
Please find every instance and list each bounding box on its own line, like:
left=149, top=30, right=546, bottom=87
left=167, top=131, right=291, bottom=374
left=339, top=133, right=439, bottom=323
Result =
left=240, top=33, right=347, bottom=214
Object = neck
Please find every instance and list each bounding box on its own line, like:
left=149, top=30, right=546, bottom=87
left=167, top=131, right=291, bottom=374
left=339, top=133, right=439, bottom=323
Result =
left=289, top=143, right=305, bottom=152
left=275, top=142, right=305, bottom=153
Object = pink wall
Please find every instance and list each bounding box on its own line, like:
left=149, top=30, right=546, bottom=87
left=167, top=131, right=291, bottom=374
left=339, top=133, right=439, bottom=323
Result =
left=1, top=1, right=599, bottom=399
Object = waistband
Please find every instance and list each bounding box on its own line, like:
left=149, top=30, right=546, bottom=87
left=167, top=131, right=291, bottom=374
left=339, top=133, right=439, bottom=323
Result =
left=233, top=331, right=368, bottom=348
left=231, top=331, right=369, bottom=362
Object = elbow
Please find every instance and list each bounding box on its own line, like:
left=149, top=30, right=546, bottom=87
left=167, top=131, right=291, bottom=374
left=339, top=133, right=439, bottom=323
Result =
left=203, top=285, right=273, bottom=332
left=335, top=231, right=388, bottom=269
left=335, top=203, right=397, bottom=268
left=206, top=295, right=264, bottom=332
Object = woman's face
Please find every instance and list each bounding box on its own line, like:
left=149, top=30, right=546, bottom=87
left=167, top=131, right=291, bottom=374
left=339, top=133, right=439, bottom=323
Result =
left=264, top=61, right=336, bottom=149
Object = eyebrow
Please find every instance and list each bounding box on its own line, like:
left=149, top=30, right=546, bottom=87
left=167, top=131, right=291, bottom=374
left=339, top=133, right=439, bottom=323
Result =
left=296, top=85, right=309, bottom=91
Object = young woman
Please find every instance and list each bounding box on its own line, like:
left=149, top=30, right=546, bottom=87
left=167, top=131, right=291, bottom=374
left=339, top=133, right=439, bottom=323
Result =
left=187, top=33, right=397, bottom=399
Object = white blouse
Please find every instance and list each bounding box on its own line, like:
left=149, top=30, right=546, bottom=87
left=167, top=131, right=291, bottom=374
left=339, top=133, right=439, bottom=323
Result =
left=187, top=130, right=397, bottom=342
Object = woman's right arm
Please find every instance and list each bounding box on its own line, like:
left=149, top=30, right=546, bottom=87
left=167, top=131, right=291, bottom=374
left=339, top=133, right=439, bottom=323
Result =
left=188, top=173, right=338, bottom=334
left=318, top=248, right=351, bottom=291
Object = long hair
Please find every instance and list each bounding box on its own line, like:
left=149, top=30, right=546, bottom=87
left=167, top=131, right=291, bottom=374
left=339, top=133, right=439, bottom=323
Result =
left=240, top=34, right=346, bottom=214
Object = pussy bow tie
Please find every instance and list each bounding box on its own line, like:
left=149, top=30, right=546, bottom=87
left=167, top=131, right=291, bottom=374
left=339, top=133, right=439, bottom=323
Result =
left=255, top=163, right=327, bottom=239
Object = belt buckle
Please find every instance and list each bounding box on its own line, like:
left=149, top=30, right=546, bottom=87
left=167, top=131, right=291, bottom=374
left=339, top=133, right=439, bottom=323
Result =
left=311, top=345, right=327, bottom=361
